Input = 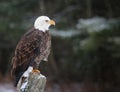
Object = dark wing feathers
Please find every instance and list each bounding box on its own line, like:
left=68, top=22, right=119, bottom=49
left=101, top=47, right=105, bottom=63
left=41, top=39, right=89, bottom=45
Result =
left=12, top=29, right=42, bottom=73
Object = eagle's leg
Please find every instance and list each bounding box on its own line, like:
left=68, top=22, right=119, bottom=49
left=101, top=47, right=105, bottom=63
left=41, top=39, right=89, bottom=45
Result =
left=32, top=62, right=40, bottom=74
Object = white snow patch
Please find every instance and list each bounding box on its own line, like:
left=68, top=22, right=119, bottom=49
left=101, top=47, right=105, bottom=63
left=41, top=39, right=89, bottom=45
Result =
left=50, top=29, right=80, bottom=38
left=76, top=16, right=119, bottom=32
left=22, top=66, right=33, bottom=77
left=20, top=79, right=28, bottom=90
left=39, top=74, right=46, bottom=78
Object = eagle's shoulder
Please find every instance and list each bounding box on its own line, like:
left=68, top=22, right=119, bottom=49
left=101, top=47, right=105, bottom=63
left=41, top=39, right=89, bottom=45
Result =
left=15, top=28, right=43, bottom=55
left=23, top=28, right=43, bottom=38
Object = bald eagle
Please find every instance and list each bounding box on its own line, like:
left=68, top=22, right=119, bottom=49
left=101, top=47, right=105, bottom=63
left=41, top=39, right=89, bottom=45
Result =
left=11, top=16, right=55, bottom=87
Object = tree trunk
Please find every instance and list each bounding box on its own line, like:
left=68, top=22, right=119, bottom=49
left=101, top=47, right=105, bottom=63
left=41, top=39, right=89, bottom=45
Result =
left=17, top=73, right=46, bottom=92
left=86, top=0, right=92, bottom=18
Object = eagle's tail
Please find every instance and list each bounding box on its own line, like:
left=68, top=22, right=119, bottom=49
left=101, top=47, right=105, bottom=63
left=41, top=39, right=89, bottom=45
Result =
left=11, top=56, right=24, bottom=87
left=11, top=56, right=33, bottom=86
left=12, top=65, right=25, bottom=87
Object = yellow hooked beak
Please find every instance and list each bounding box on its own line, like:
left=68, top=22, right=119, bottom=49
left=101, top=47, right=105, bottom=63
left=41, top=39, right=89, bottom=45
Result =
left=49, top=20, right=55, bottom=26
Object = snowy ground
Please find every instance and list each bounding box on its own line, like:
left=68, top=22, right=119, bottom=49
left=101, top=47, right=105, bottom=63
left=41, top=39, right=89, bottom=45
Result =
left=0, top=82, right=17, bottom=92
left=0, top=81, right=112, bottom=92
left=0, top=82, right=81, bottom=92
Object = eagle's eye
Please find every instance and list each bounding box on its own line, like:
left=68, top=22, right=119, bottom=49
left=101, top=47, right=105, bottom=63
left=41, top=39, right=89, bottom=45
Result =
left=45, top=20, right=49, bottom=22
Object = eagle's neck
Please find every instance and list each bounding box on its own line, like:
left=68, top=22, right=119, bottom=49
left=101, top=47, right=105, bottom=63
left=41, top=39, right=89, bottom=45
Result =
left=34, top=28, right=48, bottom=32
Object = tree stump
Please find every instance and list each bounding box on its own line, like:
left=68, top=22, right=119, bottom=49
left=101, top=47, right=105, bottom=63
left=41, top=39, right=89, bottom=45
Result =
left=17, top=73, right=46, bottom=92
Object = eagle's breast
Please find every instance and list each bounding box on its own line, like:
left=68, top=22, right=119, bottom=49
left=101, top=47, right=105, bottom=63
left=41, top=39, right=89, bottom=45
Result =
left=35, top=31, right=51, bottom=62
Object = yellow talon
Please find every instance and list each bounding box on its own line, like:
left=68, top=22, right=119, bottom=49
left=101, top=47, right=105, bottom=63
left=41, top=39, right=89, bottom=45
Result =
left=32, top=69, right=40, bottom=74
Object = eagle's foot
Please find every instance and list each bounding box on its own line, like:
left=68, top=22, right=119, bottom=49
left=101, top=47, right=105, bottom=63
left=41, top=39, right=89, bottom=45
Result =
left=32, top=69, right=40, bottom=74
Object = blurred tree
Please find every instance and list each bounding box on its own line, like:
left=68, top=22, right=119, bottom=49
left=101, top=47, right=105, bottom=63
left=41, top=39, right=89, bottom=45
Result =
left=86, top=0, right=92, bottom=17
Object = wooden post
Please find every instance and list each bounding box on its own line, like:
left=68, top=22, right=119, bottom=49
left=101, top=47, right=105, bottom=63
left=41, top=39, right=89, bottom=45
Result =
left=17, top=73, right=46, bottom=92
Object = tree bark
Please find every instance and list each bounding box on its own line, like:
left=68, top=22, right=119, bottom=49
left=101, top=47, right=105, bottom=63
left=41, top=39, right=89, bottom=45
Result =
left=17, top=73, right=46, bottom=92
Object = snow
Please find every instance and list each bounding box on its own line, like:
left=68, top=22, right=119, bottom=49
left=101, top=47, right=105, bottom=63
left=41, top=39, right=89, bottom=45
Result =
left=76, top=16, right=120, bottom=32
left=20, top=79, right=28, bottom=91
left=50, top=29, right=80, bottom=38
left=0, top=82, right=17, bottom=92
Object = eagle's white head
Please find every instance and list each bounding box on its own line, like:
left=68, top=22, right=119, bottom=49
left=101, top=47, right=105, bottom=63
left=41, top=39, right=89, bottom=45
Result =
left=34, top=16, right=55, bottom=32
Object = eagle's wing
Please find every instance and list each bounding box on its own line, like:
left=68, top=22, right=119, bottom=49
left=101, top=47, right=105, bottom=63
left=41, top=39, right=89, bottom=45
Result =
left=12, top=29, right=42, bottom=74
